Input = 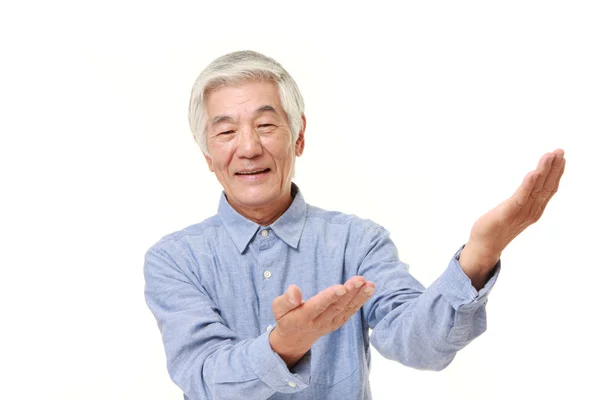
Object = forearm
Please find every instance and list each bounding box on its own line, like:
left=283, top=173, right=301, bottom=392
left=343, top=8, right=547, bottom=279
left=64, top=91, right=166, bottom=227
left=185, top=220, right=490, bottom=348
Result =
left=370, top=268, right=491, bottom=371
left=144, top=248, right=310, bottom=399
left=170, top=334, right=275, bottom=399
left=365, top=245, right=499, bottom=371
left=179, top=331, right=309, bottom=399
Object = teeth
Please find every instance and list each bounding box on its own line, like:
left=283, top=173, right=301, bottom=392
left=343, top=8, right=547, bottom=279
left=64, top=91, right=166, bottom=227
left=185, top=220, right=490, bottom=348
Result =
left=238, top=168, right=268, bottom=175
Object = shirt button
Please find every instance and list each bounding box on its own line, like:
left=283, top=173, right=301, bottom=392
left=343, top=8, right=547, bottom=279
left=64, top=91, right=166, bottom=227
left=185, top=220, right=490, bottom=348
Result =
left=287, top=381, right=297, bottom=388
left=261, top=229, right=269, bottom=237
left=266, top=324, right=273, bottom=332
left=263, top=270, right=272, bottom=279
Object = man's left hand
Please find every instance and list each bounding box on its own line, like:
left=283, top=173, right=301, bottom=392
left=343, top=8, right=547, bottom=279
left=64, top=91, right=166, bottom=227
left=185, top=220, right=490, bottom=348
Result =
left=459, top=149, right=566, bottom=289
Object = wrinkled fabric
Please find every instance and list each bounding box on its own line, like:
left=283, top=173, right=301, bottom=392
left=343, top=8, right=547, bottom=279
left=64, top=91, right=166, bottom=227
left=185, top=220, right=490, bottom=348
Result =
left=144, top=183, right=499, bottom=400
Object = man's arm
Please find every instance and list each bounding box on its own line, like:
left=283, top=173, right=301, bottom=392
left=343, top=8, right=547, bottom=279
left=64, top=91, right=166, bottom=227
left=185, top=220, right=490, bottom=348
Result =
left=144, top=247, right=308, bottom=400
left=144, top=247, right=375, bottom=399
left=357, top=227, right=498, bottom=371
left=360, top=149, right=565, bottom=370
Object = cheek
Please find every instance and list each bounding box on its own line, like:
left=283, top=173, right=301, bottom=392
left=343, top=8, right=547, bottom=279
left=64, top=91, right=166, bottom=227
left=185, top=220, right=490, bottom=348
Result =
left=207, top=148, right=234, bottom=173
left=275, top=151, right=296, bottom=175
left=270, top=138, right=295, bottom=159
left=215, top=160, right=231, bottom=174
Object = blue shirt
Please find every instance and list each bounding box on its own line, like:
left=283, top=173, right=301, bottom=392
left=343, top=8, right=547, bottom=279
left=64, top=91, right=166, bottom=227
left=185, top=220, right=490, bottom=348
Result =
left=144, top=184, right=500, bottom=400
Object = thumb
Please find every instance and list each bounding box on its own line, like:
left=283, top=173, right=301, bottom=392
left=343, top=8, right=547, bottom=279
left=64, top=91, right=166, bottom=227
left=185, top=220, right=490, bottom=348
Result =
left=272, top=285, right=302, bottom=320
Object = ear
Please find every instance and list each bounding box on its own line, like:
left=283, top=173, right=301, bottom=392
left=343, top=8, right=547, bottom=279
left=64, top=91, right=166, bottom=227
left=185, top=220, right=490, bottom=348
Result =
left=294, top=114, right=306, bottom=157
left=204, top=153, right=215, bottom=172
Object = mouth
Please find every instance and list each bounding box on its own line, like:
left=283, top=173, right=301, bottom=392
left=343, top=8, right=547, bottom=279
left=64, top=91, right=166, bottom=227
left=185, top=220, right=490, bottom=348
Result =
left=235, top=168, right=271, bottom=176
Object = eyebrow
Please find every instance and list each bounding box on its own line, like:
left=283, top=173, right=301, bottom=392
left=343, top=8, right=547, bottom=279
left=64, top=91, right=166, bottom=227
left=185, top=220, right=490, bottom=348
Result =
left=211, top=105, right=278, bottom=125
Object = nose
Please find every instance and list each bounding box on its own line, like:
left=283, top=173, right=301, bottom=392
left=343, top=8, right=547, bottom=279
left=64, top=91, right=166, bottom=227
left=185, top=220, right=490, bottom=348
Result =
left=236, top=125, right=263, bottom=159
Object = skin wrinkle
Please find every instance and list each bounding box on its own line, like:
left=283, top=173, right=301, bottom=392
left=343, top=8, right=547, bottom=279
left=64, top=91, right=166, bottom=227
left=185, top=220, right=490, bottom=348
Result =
left=211, top=106, right=280, bottom=135
left=203, top=80, right=305, bottom=226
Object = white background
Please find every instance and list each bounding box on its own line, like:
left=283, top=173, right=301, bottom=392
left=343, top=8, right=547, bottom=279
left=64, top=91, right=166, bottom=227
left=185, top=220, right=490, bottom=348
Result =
left=1, top=1, right=599, bottom=399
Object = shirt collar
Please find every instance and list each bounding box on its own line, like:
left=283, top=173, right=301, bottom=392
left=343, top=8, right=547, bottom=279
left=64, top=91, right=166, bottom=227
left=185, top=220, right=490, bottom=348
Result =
left=218, top=183, right=307, bottom=253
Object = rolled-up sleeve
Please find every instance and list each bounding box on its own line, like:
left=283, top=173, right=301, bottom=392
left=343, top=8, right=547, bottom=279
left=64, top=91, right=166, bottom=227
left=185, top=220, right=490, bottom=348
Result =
left=144, top=247, right=311, bottom=400
left=357, top=226, right=500, bottom=371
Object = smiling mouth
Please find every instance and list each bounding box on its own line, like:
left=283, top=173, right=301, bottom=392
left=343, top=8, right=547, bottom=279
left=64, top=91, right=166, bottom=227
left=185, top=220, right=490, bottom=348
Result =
left=235, top=168, right=271, bottom=176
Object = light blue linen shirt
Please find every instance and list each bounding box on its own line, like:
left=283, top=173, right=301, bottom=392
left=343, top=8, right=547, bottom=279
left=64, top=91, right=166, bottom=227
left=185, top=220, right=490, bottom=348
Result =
left=144, top=183, right=500, bottom=400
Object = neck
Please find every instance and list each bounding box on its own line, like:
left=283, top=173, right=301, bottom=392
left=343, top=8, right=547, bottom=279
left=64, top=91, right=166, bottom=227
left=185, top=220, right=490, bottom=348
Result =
left=229, top=192, right=294, bottom=226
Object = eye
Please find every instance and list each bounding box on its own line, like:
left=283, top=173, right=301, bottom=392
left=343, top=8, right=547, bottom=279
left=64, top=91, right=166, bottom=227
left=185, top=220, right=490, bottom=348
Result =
left=219, top=130, right=234, bottom=135
left=258, top=124, right=274, bottom=128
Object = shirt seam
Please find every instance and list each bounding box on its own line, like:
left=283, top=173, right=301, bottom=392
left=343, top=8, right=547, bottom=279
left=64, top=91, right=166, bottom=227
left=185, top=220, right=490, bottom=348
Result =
left=155, top=220, right=224, bottom=245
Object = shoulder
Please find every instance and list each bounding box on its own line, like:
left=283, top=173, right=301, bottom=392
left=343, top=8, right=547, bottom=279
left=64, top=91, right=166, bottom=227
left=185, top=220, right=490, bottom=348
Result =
left=305, top=203, right=386, bottom=235
left=146, top=214, right=223, bottom=255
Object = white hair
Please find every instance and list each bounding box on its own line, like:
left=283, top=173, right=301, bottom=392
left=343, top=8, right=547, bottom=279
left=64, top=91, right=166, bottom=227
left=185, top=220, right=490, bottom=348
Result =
left=188, top=50, right=305, bottom=155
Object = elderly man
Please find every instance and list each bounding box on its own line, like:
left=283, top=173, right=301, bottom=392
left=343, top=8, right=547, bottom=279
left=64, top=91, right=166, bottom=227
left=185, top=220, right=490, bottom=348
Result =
left=144, top=50, right=566, bottom=400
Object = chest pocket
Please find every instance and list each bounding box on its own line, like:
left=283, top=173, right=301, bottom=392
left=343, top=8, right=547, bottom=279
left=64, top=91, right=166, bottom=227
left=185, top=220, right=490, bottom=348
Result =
left=309, top=326, right=358, bottom=386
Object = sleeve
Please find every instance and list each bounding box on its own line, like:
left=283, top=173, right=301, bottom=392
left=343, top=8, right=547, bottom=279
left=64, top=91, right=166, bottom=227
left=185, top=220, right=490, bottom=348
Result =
left=143, top=246, right=311, bottom=400
left=357, top=226, right=500, bottom=371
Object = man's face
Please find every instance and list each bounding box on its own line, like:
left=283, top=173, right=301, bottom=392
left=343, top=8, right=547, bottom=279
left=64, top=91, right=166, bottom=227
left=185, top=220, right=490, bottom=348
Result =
left=204, top=80, right=305, bottom=216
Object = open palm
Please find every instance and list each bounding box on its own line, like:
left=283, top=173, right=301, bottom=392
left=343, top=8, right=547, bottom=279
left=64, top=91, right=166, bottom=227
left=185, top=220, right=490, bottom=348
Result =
left=468, top=149, right=566, bottom=258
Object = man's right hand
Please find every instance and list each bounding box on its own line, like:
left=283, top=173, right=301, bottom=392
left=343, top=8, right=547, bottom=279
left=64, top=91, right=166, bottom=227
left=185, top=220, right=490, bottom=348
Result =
left=269, top=277, right=376, bottom=367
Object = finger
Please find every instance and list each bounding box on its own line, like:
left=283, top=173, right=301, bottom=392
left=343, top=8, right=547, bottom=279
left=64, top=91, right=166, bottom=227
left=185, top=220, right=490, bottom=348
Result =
left=303, top=284, right=348, bottom=320
left=541, top=150, right=565, bottom=196
left=525, top=150, right=566, bottom=216
left=539, top=156, right=566, bottom=213
left=272, top=285, right=303, bottom=320
left=514, top=150, right=558, bottom=212
left=530, top=152, right=556, bottom=200
left=513, top=170, right=539, bottom=208
left=330, top=282, right=376, bottom=328
left=344, top=282, right=376, bottom=313
left=315, top=277, right=367, bottom=322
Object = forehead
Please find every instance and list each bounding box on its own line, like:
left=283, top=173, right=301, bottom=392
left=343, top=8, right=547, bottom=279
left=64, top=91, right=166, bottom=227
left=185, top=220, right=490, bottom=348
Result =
left=205, top=80, right=282, bottom=118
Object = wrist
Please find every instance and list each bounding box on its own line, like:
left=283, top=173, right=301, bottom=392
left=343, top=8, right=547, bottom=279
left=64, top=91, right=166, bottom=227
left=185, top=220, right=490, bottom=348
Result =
left=269, top=327, right=312, bottom=368
left=459, top=241, right=500, bottom=290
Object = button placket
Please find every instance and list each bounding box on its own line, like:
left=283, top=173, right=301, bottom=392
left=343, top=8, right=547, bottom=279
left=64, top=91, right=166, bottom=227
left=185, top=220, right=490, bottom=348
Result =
left=256, top=228, right=277, bottom=335
left=259, top=229, right=274, bottom=281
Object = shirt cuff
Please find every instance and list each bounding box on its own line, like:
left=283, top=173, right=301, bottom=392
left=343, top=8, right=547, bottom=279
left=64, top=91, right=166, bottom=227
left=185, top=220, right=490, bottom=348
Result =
left=438, top=244, right=501, bottom=310
left=247, top=329, right=311, bottom=394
